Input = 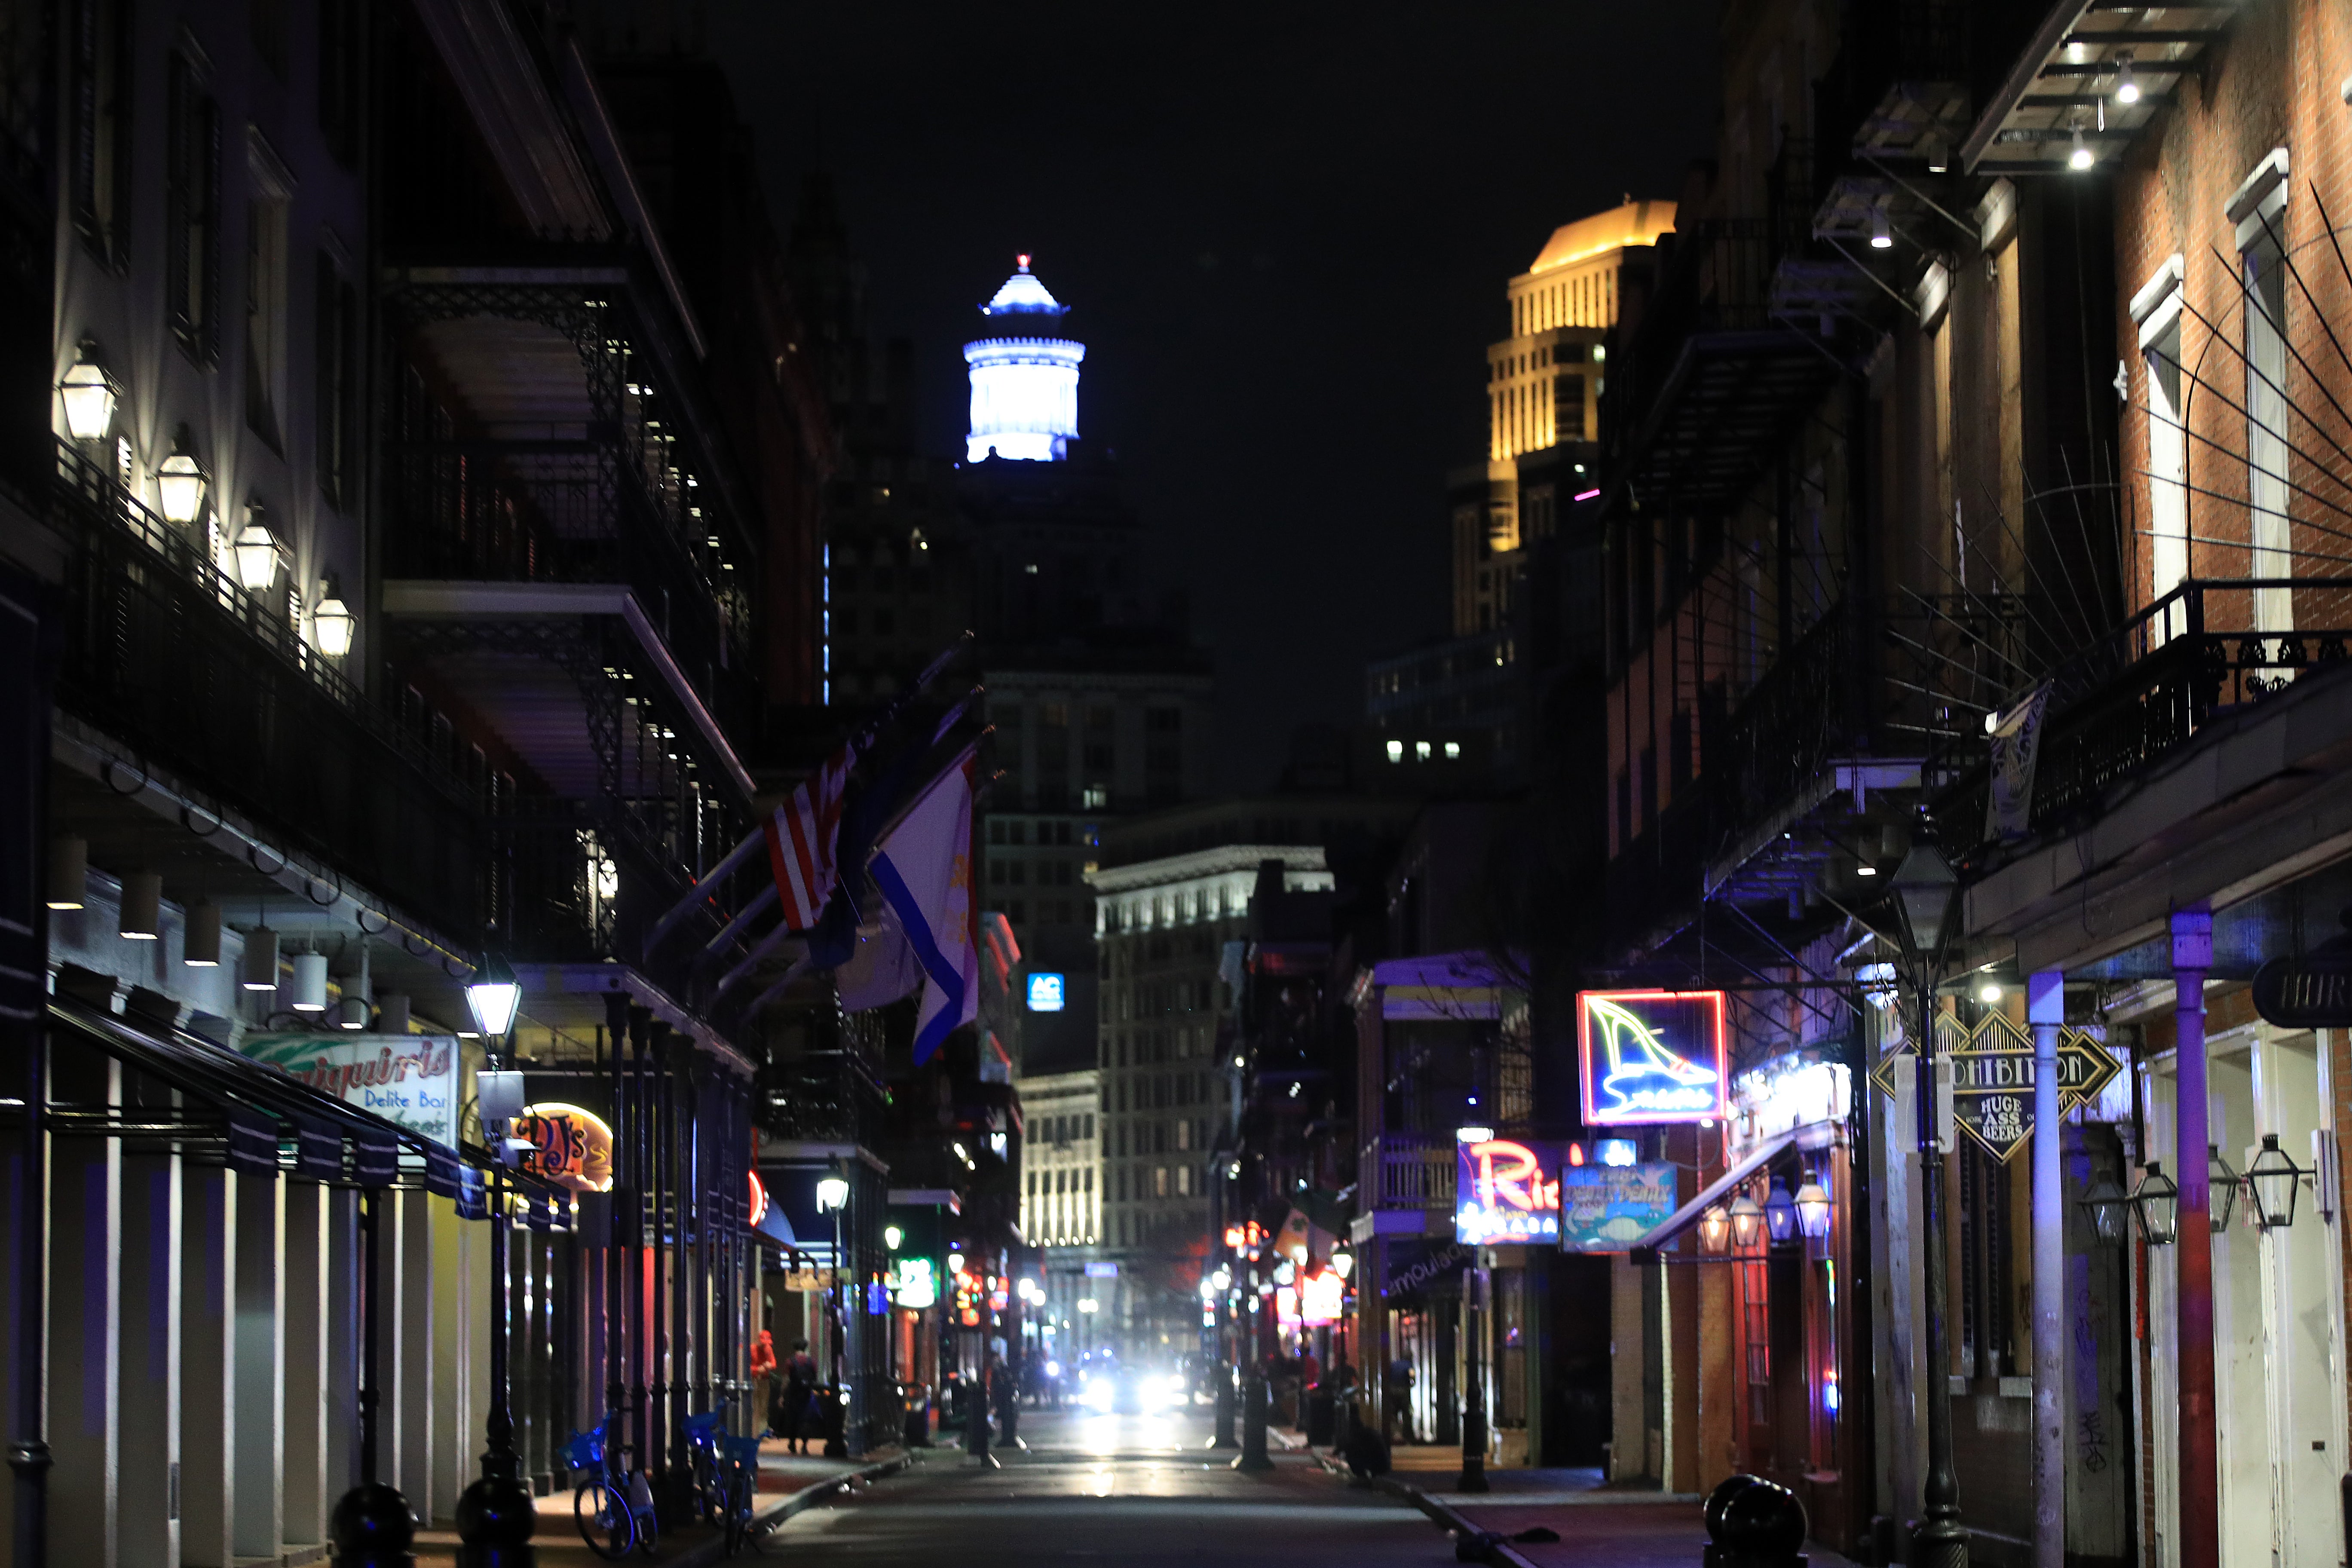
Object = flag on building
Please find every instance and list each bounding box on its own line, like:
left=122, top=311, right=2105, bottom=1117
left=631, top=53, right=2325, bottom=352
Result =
left=764, top=743, right=858, bottom=931
left=867, top=751, right=979, bottom=1063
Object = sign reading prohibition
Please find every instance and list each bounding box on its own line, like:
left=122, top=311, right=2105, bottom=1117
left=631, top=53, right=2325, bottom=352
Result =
left=1576, top=990, right=1730, bottom=1126
left=1868, top=1013, right=2123, bottom=1161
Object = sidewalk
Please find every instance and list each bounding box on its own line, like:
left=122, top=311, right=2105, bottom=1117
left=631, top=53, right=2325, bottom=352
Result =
left=408, top=1446, right=913, bottom=1568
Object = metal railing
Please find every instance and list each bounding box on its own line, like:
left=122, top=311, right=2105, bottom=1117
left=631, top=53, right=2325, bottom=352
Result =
left=1363, top=1134, right=1457, bottom=1210
left=50, top=438, right=490, bottom=941
left=1934, top=579, right=2352, bottom=860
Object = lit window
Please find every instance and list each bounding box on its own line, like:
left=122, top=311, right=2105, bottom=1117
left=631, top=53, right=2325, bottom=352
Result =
left=1415, top=741, right=1432, bottom=761
left=1444, top=741, right=1461, bottom=760
left=1385, top=739, right=1403, bottom=763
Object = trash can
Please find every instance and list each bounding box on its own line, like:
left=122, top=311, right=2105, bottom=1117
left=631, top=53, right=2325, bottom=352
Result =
left=1305, top=1385, right=1336, bottom=1446
left=904, top=1383, right=931, bottom=1448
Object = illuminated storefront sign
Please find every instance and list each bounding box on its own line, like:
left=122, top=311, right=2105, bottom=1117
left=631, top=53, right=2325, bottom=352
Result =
left=1577, top=990, right=1728, bottom=1125
left=512, top=1103, right=616, bottom=1193
left=1027, top=972, right=1066, bottom=1012
left=242, top=1032, right=460, bottom=1148
left=1298, top=1268, right=1344, bottom=1326
left=1559, top=1162, right=1680, bottom=1252
left=1455, top=1137, right=1563, bottom=1244
left=892, top=1256, right=938, bottom=1310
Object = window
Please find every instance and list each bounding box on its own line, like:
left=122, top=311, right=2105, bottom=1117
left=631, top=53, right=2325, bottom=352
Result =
left=244, top=132, right=293, bottom=448
left=165, top=54, right=222, bottom=364
left=1153, top=1167, right=1169, bottom=1198
left=2230, top=150, right=2293, bottom=635
left=70, top=0, right=132, bottom=264
left=2131, top=255, right=2188, bottom=609
left=315, top=251, right=358, bottom=508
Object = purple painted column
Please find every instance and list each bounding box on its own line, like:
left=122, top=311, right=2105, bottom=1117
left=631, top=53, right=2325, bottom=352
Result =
left=2171, top=907, right=2217, bottom=1568
left=2028, top=970, right=2064, bottom=1568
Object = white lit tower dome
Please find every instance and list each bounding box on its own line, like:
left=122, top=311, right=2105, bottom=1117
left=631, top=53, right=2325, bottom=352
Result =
left=964, top=254, right=1084, bottom=462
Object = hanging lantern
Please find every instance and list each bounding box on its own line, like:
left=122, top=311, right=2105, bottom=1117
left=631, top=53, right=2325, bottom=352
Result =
left=1698, top=1204, right=1732, bottom=1256
left=1764, top=1177, right=1798, bottom=1244
left=59, top=340, right=117, bottom=443
left=2208, top=1144, right=2240, bottom=1233
left=233, top=507, right=282, bottom=593
left=2245, top=1133, right=2306, bottom=1230
left=2132, top=1161, right=2179, bottom=1246
left=1794, top=1173, right=1833, bottom=1241
left=157, top=428, right=207, bottom=524
left=1728, top=1191, right=1765, bottom=1253
left=312, top=593, right=355, bottom=658
left=2078, top=1175, right=2132, bottom=1246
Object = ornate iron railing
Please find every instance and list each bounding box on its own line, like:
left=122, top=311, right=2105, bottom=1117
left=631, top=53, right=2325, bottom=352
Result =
left=50, top=438, right=490, bottom=940
left=1933, top=578, right=2352, bottom=861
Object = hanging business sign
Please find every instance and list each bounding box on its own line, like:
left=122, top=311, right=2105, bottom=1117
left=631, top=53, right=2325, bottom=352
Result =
left=1298, top=1267, right=1344, bottom=1325
left=1868, top=1014, right=2123, bottom=1162
left=1559, top=1161, right=1681, bottom=1253
left=512, top=1103, right=616, bottom=1193
left=1577, top=990, right=1729, bottom=1125
left=1381, top=1238, right=1471, bottom=1298
left=1455, top=1137, right=1563, bottom=1243
left=891, top=1256, right=939, bottom=1310
left=242, top=1033, right=460, bottom=1149
left=2252, top=949, right=2352, bottom=1028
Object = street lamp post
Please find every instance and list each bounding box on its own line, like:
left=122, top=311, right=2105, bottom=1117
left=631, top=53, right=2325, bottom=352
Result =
left=1891, top=842, right=1966, bottom=1568
left=456, top=954, right=533, bottom=1568
left=1233, top=1255, right=1274, bottom=1474
left=1458, top=1259, right=1489, bottom=1493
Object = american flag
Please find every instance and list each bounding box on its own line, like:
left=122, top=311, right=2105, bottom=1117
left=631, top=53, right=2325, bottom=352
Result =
left=764, top=743, right=857, bottom=931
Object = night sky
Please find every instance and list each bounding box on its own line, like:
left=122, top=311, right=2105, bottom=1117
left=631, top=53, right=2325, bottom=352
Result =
left=707, top=3, right=1722, bottom=792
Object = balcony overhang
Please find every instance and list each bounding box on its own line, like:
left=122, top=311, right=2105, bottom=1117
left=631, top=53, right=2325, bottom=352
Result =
left=1612, top=329, right=1844, bottom=518
left=1705, top=758, right=1926, bottom=900
left=1962, top=0, right=2235, bottom=176
left=508, top=961, right=751, bottom=1077
left=382, top=579, right=756, bottom=802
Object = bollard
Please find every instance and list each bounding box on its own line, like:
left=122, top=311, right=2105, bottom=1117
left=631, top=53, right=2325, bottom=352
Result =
left=1211, top=1360, right=1239, bottom=1449
left=1702, top=1475, right=1808, bottom=1568
left=966, top=1372, right=998, bottom=1468
left=1231, top=1363, right=1274, bottom=1473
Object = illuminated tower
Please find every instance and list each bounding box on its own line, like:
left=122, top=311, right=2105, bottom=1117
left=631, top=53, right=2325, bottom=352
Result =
left=964, top=255, right=1084, bottom=462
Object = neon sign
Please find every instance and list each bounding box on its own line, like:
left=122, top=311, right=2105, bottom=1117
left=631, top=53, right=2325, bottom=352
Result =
left=1577, top=990, right=1728, bottom=1125
left=1026, top=972, right=1066, bottom=1012
left=1454, top=1138, right=1563, bottom=1244
left=1298, top=1268, right=1344, bottom=1326
left=512, top=1103, right=616, bottom=1193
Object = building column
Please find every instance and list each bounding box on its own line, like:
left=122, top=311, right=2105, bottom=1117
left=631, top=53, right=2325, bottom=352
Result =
left=427, top=1194, right=471, bottom=1523
left=119, top=1150, right=182, bottom=1568
left=231, top=1171, right=285, bottom=1561
left=179, top=1166, right=236, bottom=1568
left=2172, top=907, right=2219, bottom=1568
left=2029, top=971, right=2064, bottom=1568
left=325, top=1187, right=361, bottom=1503
left=282, top=1180, right=331, bottom=1547
left=49, top=1066, right=121, bottom=1568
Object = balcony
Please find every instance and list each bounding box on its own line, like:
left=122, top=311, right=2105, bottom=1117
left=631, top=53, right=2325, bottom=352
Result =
left=1362, top=1133, right=1457, bottom=1211
left=49, top=439, right=490, bottom=942
left=1936, top=579, right=2352, bottom=864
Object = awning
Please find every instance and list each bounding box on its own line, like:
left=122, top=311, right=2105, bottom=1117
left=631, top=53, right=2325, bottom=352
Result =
left=47, top=994, right=509, bottom=1208
left=1629, top=1131, right=1799, bottom=1253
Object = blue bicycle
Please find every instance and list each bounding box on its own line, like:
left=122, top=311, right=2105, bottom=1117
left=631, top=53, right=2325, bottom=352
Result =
left=682, top=1397, right=763, bottom=1556
left=565, top=1412, right=659, bottom=1559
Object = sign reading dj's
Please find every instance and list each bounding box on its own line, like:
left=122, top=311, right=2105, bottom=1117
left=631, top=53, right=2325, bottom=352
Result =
left=1455, top=1137, right=1563, bottom=1244
left=1577, top=990, right=1729, bottom=1126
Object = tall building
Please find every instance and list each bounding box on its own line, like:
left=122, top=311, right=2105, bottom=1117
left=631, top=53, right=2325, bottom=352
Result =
left=960, top=257, right=1213, bottom=1074
left=1090, top=842, right=1329, bottom=1353
left=1369, top=199, right=1672, bottom=777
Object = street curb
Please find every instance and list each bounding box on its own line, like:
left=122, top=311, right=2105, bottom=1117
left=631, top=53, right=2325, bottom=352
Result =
left=1306, top=1451, right=1541, bottom=1568
left=726, top=1450, right=917, bottom=1560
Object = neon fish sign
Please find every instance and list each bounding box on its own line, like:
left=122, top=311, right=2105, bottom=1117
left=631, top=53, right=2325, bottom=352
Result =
left=1455, top=1138, right=1563, bottom=1244
left=1577, top=990, right=1729, bottom=1126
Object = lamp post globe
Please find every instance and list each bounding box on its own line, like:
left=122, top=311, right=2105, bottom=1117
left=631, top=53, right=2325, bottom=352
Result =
left=455, top=955, right=532, bottom=1568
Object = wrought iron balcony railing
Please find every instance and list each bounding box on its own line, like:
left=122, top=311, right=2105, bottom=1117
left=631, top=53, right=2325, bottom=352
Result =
left=50, top=438, right=490, bottom=941
left=1362, top=1133, right=1457, bottom=1211
left=1934, top=578, right=2352, bottom=862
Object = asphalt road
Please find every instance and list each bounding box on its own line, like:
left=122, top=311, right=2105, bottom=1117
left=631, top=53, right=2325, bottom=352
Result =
left=758, top=1408, right=1455, bottom=1566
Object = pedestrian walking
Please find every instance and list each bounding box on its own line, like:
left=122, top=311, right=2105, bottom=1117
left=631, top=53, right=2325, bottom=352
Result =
left=781, top=1338, right=819, bottom=1455
left=750, top=1330, right=779, bottom=1436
